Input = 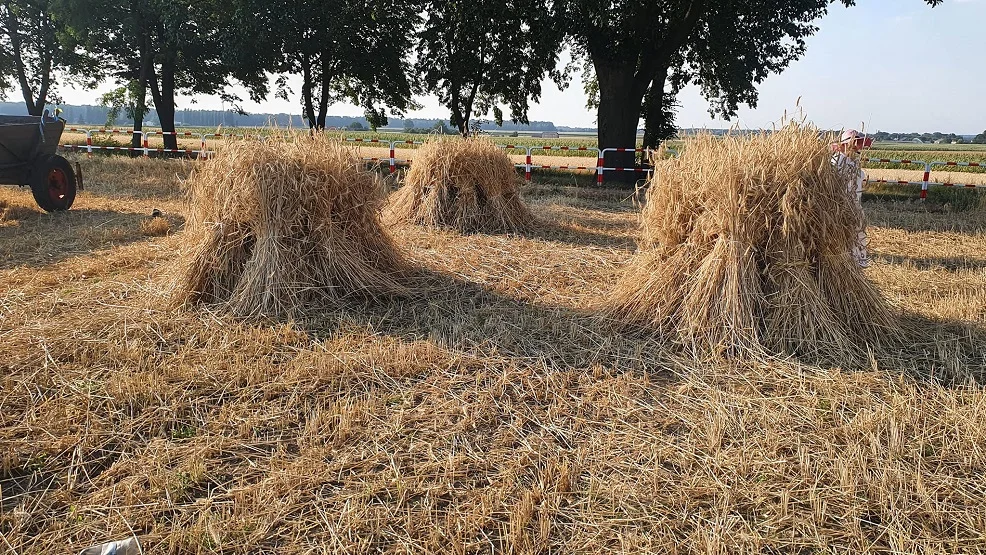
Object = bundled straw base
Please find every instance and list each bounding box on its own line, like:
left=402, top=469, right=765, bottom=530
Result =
left=608, top=123, right=899, bottom=363
left=385, top=138, right=533, bottom=232
left=173, top=135, right=408, bottom=318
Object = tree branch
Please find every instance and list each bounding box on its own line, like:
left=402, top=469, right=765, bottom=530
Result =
left=4, top=3, right=37, bottom=111
left=633, top=0, right=707, bottom=92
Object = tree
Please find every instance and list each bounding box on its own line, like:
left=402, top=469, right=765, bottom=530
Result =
left=562, top=0, right=943, bottom=182
left=230, top=0, right=418, bottom=131
left=973, top=131, right=986, bottom=145
left=416, top=0, right=565, bottom=136
left=640, top=71, right=683, bottom=148
left=0, top=0, right=96, bottom=116
left=56, top=0, right=262, bottom=150
left=431, top=120, right=454, bottom=135
left=98, top=81, right=146, bottom=129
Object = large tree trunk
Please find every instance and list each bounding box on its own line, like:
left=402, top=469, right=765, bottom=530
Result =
left=32, top=10, right=54, bottom=117
left=131, top=81, right=146, bottom=154
left=595, top=61, right=646, bottom=187
left=149, top=57, right=179, bottom=151
left=300, top=58, right=316, bottom=129
left=157, top=96, right=177, bottom=151
left=131, top=40, right=153, bottom=154
left=316, top=71, right=330, bottom=130
left=641, top=65, right=671, bottom=150
left=460, top=80, right=480, bottom=137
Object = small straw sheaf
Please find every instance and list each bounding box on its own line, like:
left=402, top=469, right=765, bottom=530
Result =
left=172, top=134, right=408, bottom=318
left=608, top=123, right=900, bottom=363
left=385, top=137, right=533, bottom=232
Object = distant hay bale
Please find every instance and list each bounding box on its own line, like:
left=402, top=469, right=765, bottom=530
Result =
left=385, top=138, right=533, bottom=232
left=173, top=135, right=408, bottom=318
left=607, top=123, right=899, bottom=363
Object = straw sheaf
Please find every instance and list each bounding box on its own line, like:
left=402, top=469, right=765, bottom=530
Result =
left=172, top=134, right=409, bottom=318
left=609, top=124, right=900, bottom=363
left=385, top=137, right=534, bottom=232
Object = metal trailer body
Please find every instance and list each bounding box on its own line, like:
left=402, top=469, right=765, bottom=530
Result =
left=0, top=113, right=80, bottom=211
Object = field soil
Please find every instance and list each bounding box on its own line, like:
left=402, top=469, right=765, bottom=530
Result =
left=2, top=154, right=986, bottom=553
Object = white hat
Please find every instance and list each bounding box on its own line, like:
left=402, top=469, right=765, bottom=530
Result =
left=840, top=129, right=861, bottom=143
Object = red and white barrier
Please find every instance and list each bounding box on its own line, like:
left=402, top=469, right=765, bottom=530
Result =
left=60, top=129, right=210, bottom=159
left=862, top=158, right=931, bottom=198
left=596, top=147, right=655, bottom=184
left=861, top=157, right=986, bottom=198
left=528, top=145, right=600, bottom=179
left=142, top=131, right=205, bottom=157
left=56, top=129, right=984, bottom=195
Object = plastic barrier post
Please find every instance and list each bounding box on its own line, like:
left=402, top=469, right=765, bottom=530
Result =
left=142, top=132, right=149, bottom=157
left=597, top=150, right=604, bottom=184
left=525, top=148, right=531, bottom=182
left=86, top=130, right=93, bottom=158
left=389, top=142, right=396, bottom=174
left=921, top=163, right=930, bottom=200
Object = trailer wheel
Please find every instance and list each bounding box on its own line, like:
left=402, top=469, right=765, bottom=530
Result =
left=30, top=154, right=77, bottom=212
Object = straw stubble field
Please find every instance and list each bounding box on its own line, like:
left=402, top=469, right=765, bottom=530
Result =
left=2, top=153, right=986, bottom=553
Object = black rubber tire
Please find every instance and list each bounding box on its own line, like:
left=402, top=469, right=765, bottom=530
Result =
left=30, top=154, right=77, bottom=212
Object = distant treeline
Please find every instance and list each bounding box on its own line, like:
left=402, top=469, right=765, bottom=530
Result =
left=679, top=128, right=979, bottom=143
left=868, top=131, right=972, bottom=144
left=0, top=102, right=561, bottom=132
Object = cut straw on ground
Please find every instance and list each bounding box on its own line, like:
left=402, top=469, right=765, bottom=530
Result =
left=1, top=149, right=985, bottom=554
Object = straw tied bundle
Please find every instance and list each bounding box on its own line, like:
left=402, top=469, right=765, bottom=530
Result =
left=385, top=138, right=533, bottom=232
left=173, top=135, right=407, bottom=318
left=608, top=124, right=899, bottom=362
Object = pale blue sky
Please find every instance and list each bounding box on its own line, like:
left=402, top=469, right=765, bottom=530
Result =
left=62, top=0, right=985, bottom=133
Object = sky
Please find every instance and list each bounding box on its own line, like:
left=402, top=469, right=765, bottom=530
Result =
left=59, top=0, right=986, bottom=134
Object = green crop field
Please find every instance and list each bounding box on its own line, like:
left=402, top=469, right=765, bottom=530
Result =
left=870, top=141, right=986, bottom=152
left=862, top=148, right=986, bottom=174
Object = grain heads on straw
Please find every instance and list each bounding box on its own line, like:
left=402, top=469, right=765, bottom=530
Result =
left=608, top=123, right=899, bottom=363
left=173, top=134, right=408, bottom=318
left=385, top=137, right=533, bottom=232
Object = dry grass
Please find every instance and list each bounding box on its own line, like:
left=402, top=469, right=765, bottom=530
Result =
left=607, top=125, right=899, bottom=365
left=0, top=201, right=39, bottom=223
left=385, top=138, right=533, bottom=232
left=0, top=157, right=188, bottom=270
left=1, top=155, right=986, bottom=554
left=140, top=216, right=171, bottom=237
left=172, top=135, right=409, bottom=319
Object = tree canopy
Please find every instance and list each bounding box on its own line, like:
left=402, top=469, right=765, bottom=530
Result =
left=563, top=0, right=942, bottom=157
left=0, top=0, right=95, bottom=115
left=416, top=0, right=565, bottom=136
left=55, top=0, right=263, bottom=148
left=228, top=0, right=419, bottom=130
left=9, top=0, right=946, bottom=166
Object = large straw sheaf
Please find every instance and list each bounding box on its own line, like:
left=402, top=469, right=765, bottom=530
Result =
left=172, top=134, right=408, bottom=318
left=385, top=137, right=533, bottom=232
left=608, top=123, right=900, bottom=363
